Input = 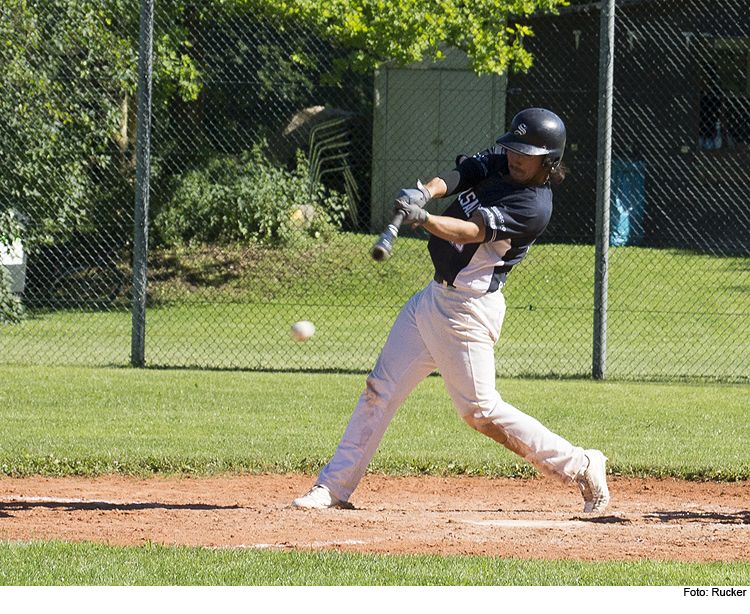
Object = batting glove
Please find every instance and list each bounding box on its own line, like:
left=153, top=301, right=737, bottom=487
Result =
left=394, top=198, right=429, bottom=226
left=395, top=179, right=431, bottom=209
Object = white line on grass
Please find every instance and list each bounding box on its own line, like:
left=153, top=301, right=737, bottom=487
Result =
left=224, top=540, right=368, bottom=550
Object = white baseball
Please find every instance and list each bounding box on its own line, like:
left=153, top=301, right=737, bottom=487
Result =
left=290, top=320, right=315, bottom=341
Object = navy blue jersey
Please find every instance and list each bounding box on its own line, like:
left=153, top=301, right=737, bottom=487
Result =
left=428, top=146, right=553, bottom=293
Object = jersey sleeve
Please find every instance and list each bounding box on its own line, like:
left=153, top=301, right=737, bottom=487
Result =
left=478, top=189, right=553, bottom=244
left=438, top=146, right=507, bottom=196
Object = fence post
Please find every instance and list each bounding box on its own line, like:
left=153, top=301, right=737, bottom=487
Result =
left=593, top=0, right=615, bottom=380
left=131, top=0, right=154, bottom=368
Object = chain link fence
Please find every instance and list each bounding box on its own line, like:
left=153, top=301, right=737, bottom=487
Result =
left=1, top=0, right=138, bottom=365
left=1, top=0, right=749, bottom=381
left=506, top=0, right=750, bottom=380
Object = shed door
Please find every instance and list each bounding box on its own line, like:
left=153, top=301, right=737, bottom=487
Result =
left=370, top=64, right=506, bottom=231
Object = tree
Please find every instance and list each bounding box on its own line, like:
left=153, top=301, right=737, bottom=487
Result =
left=0, top=0, right=567, bottom=249
left=265, top=0, right=568, bottom=76
left=0, top=0, right=198, bottom=247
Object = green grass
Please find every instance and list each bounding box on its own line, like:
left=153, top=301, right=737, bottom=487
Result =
left=3, top=236, right=750, bottom=587
left=3, top=236, right=750, bottom=380
left=1, top=541, right=749, bottom=586
left=1, top=365, right=749, bottom=586
left=1, top=366, right=748, bottom=480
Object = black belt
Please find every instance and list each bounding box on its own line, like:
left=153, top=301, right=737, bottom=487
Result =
left=433, top=273, right=455, bottom=287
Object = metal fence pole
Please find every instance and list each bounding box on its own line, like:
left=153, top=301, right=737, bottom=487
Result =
left=131, top=0, right=154, bottom=368
left=592, top=0, right=615, bottom=380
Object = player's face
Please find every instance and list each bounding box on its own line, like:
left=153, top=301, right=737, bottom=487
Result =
left=507, top=151, right=547, bottom=186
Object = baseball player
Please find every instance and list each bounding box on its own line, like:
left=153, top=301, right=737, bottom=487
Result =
left=293, top=108, right=610, bottom=513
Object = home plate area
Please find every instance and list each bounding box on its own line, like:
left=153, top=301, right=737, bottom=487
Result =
left=0, top=473, right=748, bottom=562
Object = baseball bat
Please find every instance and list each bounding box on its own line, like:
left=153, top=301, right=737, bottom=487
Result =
left=371, top=210, right=406, bottom=261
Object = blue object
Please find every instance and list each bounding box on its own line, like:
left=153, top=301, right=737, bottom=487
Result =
left=610, top=160, right=646, bottom=246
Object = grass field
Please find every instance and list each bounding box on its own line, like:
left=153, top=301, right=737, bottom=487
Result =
left=1, top=367, right=749, bottom=480
left=1, top=540, right=749, bottom=586
left=1, top=365, right=749, bottom=588
left=2, top=234, right=750, bottom=590
left=2, top=236, right=749, bottom=379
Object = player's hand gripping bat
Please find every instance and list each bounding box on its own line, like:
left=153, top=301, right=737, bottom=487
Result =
left=371, top=181, right=431, bottom=261
left=371, top=209, right=405, bottom=261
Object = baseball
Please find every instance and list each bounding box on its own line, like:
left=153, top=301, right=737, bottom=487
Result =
left=290, top=320, right=315, bottom=342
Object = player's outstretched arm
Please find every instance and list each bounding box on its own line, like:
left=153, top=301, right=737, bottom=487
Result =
left=422, top=211, right=485, bottom=245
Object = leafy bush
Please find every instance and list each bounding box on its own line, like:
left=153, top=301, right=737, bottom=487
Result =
left=0, top=264, right=24, bottom=323
left=154, top=145, right=348, bottom=248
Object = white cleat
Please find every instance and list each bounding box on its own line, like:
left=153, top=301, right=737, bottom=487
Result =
left=575, top=449, right=610, bottom=513
left=292, top=484, right=354, bottom=509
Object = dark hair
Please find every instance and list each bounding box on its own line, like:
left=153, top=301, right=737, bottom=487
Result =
left=548, top=161, right=568, bottom=185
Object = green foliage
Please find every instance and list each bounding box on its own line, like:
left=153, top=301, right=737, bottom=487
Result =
left=0, top=265, right=24, bottom=323
left=283, top=0, right=568, bottom=76
left=153, top=145, right=349, bottom=247
left=0, top=0, right=201, bottom=248
left=0, top=0, right=567, bottom=258
left=0, top=209, right=23, bottom=250
left=0, top=0, right=110, bottom=242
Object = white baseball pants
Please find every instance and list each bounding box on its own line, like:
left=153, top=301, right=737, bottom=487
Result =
left=317, top=280, right=587, bottom=502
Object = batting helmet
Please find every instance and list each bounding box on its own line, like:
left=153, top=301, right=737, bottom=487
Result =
left=496, top=108, right=566, bottom=168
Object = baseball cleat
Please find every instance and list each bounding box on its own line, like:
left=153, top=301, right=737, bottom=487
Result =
left=575, top=449, right=610, bottom=513
left=291, top=484, right=354, bottom=509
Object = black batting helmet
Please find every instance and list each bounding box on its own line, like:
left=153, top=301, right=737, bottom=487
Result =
left=496, top=108, right=566, bottom=168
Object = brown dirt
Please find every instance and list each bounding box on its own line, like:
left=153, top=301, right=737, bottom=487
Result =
left=1, top=474, right=749, bottom=562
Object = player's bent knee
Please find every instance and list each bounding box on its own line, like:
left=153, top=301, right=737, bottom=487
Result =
left=461, top=412, right=510, bottom=445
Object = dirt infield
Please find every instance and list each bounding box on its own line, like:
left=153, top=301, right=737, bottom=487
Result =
left=1, top=474, right=749, bottom=562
